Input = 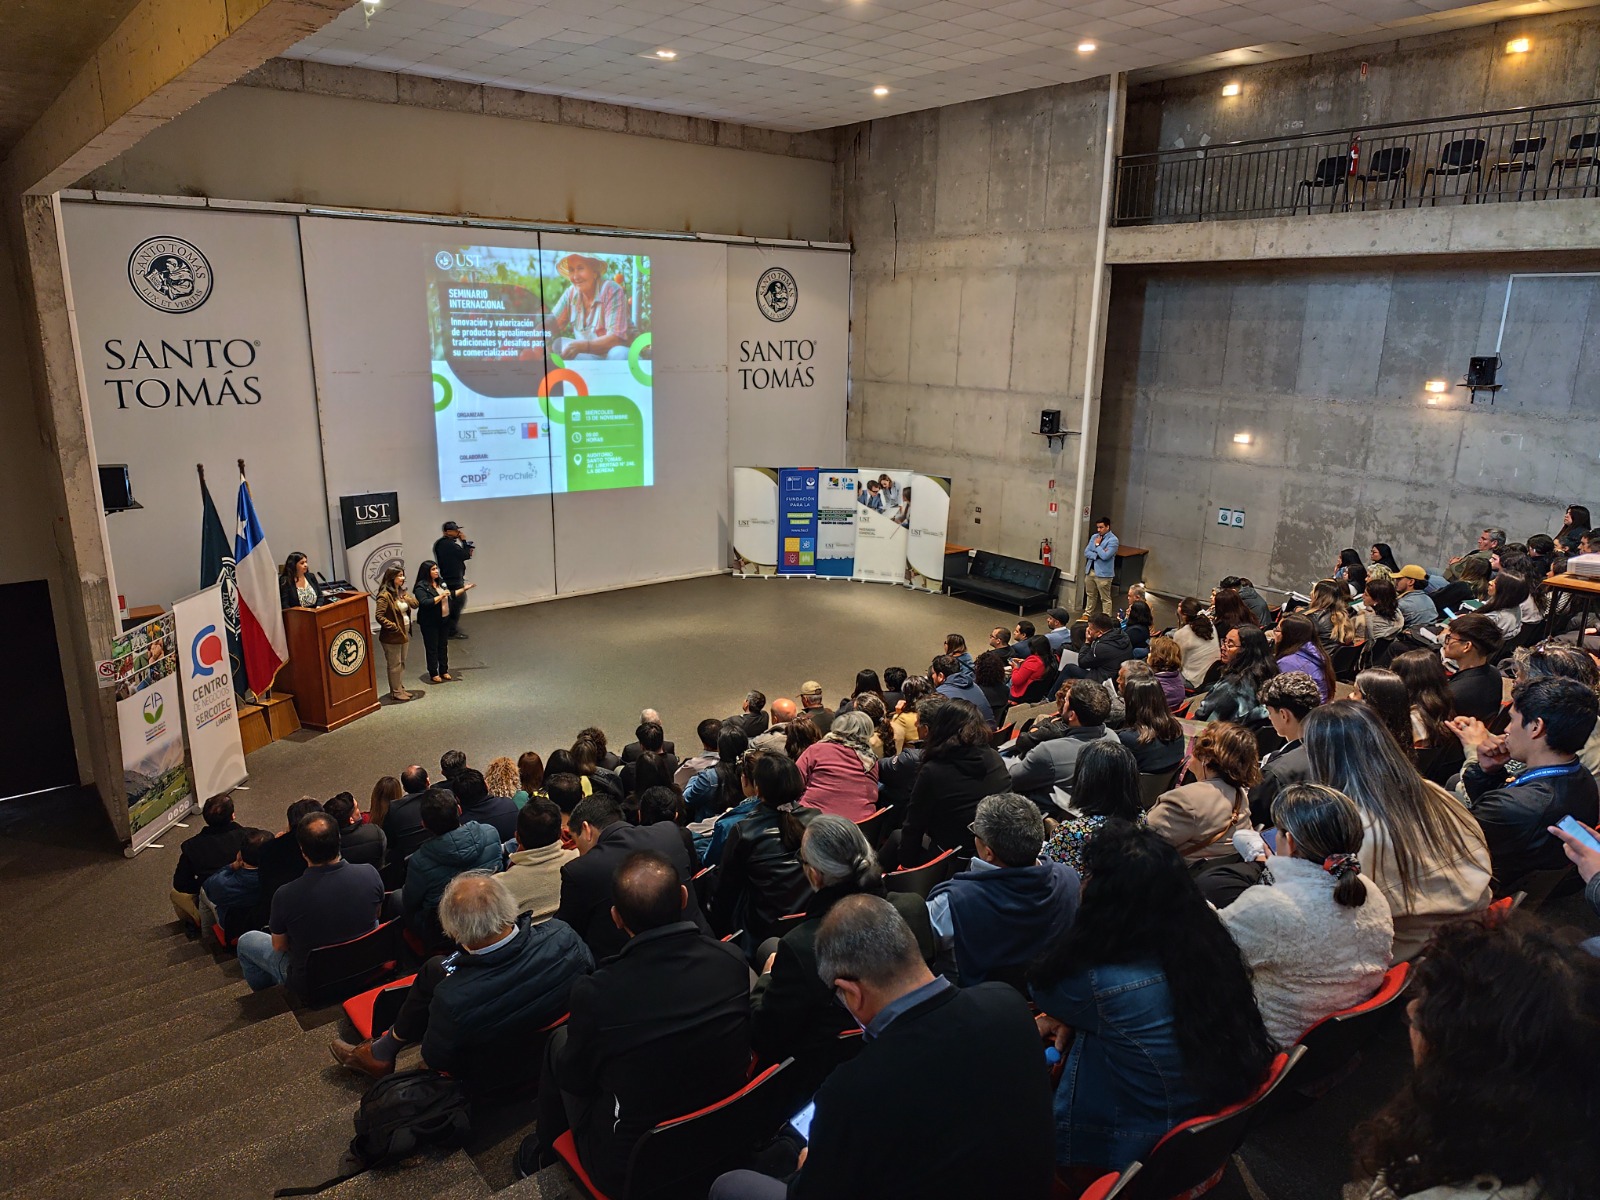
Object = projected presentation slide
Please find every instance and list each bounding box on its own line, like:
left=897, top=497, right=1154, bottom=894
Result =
left=427, top=244, right=654, bottom=501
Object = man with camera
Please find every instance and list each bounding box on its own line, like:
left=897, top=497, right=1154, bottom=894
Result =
left=433, top=521, right=475, bottom=640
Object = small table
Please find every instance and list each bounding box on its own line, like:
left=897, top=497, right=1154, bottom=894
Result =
left=1543, top=573, right=1600, bottom=649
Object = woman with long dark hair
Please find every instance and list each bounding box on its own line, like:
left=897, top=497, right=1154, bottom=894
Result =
left=889, top=676, right=929, bottom=753
left=1390, top=650, right=1457, bottom=750
left=1305, top=579, right=1359, bottom=646
left=1478, top=570, right=1528, bottom=639
left=373, top=563, right=418, bottom=702
left=1146, top=636, right=1188, bottom=711
left=1032, top=821, right=1276, bottom=1185
left=1361, top=578, right=1404, bottom=640
left=972, top=651, right=1011, bottom=727
left=1352, top=668, right=1416, bottom=757
left=1008, top=635, right=1054, bottom=702
left=1194, top=626, right=1279, bottom=723
left=1042, top=741, right=1144, bottom=873
left=1352, top=916, right=1600, bottom=1200
left=888, top=697, right=1009, bottom=868
left=368, top=774, right=402, bottom=828
left=1221, top=783, right=1394, bottom=1046
left=682, top=727, right=750, bottom=822
left=412, top=559, right=453, bottom=683
left=1369, top=543, right=1400, bottom=573
left=1345, top=562, right=1370, bottom=601
left=1123, top=600, right=1154, bottom=652
left=1557, top=503, right=1592, bottom=555
left=1335, top=547, right=1363, bottom=581
left=849, top=669, right=885, bottom=705
left=711, top=750, right=813, bottom=948
left=278, top=550, right=315, bottom=609
left=1210, top=587, right=1259, bottom=637
left=1117, top=677, right=1185, bottom=773
left=1273, top=613, right=1335, bottom=701
left=1304, top=701, right=1491, bottom=959
left=1170, top=597, right=1220, bottom=688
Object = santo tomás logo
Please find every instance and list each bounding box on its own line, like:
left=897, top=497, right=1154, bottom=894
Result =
left=142, top=692, right=165, bottom=726
left=191, top=624, right=225, bottom=678
left=128, top=236, right=214, bottom=314
left=329, top=629, right=367, bottom=677
left=756, top=267, right=798, bottom=322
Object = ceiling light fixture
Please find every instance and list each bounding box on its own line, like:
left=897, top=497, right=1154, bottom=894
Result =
left=361, top=0, right=378, bottom=25
left=1232, top=432, right=1252, bottom=445
left=653, top=48, right=678, bottom=59
left=1221, top=82, right=1241, bottom=96
left=1077, top=41, right=1096, bottom=53
left=1506, top=37, right=1531, bottom=53
left=873, top=86, right=890, bottom=96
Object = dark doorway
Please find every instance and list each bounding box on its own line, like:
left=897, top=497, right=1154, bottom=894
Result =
left=0, top=580, right=80, bottom=800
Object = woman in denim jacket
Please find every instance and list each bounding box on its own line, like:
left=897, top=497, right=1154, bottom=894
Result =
left=1032, top=821, right=1277, bottom=1190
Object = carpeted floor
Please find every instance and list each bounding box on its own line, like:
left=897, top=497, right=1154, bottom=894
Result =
left=2, top=574, right=1595, bottom=1199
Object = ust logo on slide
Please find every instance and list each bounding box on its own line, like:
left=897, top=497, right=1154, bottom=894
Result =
left=756, top=268, right=798, bottom=322
left=190, top=625, right=225, bottom=678
left=127, top=236, right=213, bottom=313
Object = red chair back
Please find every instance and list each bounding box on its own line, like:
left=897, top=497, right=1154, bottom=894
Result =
left=854, top=805, right=900, bottom=850
left=884, top=847, right=960, bottom=898
left=1290, top=963, right=1410, bottom=1096
left=1077, top=1164, right=1140, bottom=1200
left=341, top=972, right=419, bottom=1041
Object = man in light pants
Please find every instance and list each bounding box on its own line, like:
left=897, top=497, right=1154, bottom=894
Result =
left=1081, top=516, right=1118, bottom=618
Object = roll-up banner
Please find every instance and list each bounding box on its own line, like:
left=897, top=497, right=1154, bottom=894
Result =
left=339, top=492, right=404, bottom=593
left=816, top=470, right=858, bottom=577
left=852, top=466, right=909, bottom=585
left=114, top=611, right=195, bottom=855
left=172, top=585, right=247, bottom=801
left=731, top=468, right=779, bottom=576
left=905, top=473, right=953, bottom=592
left=777, top=468, right=820, bottom=575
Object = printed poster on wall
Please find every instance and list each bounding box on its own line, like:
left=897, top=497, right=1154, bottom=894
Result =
left=816, top=470, right=858, bottom=577
left=113, top=611, right=194, bottom=853
left=851, top=466, right=912, bottom=584
left=731, top=467, right=779, bottom=576
left=777, top=468, right=819, bottom=575
left=173, top=585, right=247, bottom=801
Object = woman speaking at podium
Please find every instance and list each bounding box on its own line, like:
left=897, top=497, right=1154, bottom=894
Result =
left=278, top=551, right=317, bottom=609
left=414, top=560, right=473, bottom=685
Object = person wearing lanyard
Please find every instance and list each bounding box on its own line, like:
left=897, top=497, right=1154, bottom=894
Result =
left=1449, top=675, right=1600, bottom=892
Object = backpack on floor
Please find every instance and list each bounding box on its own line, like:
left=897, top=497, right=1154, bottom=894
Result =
left=274, top=1069, right=471, bottom=1196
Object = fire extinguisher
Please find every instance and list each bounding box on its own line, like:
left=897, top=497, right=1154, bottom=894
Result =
left=1040, top=538, right=1053, bottom=566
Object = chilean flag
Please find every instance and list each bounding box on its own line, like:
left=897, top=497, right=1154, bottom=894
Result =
left=235, top=471, right=288, bottom=697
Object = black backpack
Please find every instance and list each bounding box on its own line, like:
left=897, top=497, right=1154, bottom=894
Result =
left=275, top=1069, right=471, bottom=1196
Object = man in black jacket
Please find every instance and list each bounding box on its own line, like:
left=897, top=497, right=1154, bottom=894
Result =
left=1454, top=676, right=1600, bottom=890
left=1444, top=614, right=1504, bottom=723
left=381, top=765, right=432, bottom=866
left=432, top=521, right=473, bottom=638
left=331, top=871, right=591, bottom=1095
left=1057, top=612, right=1133, bottom=683
left=710, top=894, right=1053, bottom=1200
left=1249, top=672, right=1321, bottom=827
left=518, top=852, right=752, bottom=1195
left=169, top=793, right=249, bottom=924
left=324, top=792, right=386, bottom=869
left=454, top=767, right=518, bottom=841
left=257, top=798, right=324, bottom=906
left=554, top=794, right=710, bottom=957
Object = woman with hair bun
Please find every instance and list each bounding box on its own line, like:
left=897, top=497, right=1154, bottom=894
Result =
left=1220, top=783, right=1394, bottom=1046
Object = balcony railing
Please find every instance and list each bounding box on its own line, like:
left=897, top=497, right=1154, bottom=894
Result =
left=1113, top=98, right=1600, bottom=226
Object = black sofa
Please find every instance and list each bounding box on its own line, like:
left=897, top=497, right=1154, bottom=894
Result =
left=945, top=550, right=1060, bottom=614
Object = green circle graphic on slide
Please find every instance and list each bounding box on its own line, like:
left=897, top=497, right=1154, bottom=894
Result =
left=629, top=333, right=653, bottom=386
left=432, top=373, right=453, bottom=413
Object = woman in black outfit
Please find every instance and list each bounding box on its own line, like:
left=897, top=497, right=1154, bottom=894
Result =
left=1118, top=677, right=1186, bottom=773
left=1369, top=543, right=1400, bottom=573
left=710, top=751, right=814, bottom=952
left=886, top=696, right=1010, bottom=868
left=412, top=559, right=455, bottom=683
left=278, top=551, right=316, bottom=609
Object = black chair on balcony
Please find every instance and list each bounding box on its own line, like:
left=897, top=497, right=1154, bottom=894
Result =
left=1479, top=136, right=1546, bottom=200
left=1352, top=146, right=1411, bottom=208
left=1422, top=137, right=1485, bottom=204
left=1292, top=154, right=1350, bottom=214
left=1546, top=130, right=1600, bottom=197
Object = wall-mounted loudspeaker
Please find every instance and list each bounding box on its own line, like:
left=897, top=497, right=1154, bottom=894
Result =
left=99, top=464, right=141, bottom=513
left=1466, top=356, right=1500, bottom=387
left=1039, top=410, right=1061, bottom=435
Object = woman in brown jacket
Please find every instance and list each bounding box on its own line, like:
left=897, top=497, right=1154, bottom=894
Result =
left=374, top=564, right=419, bottom=702
left=1147, top=722, right=1261, bottom=862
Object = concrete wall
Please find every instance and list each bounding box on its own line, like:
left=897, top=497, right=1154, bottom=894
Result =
left=77, top=82, right=835, bottom=241
left=1093, top=254, right=1600, bottom=600
left=836, top=79, right=1116, bottom=571
left=1126, top=8, right=1600, bottom=156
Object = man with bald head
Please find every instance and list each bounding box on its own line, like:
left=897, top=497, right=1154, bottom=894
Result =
left=516, top=851, right=752, bottom=1189
left=330, top=870, right=590, bottom=1094
left=750, top=696, right=801, bottom=755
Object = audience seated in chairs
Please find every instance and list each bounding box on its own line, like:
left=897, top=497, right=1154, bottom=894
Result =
left=555, top=791, right=710, bottom=959
left=1506, top=641, right=1600, bottom=786
left=926, top=792, right=1079, bottom=988
left=1170, top=598, right=1220, bottom=688
left=709, top=751, right=814, bottom=949
left=1441, top=613, right=1505, bottom=722
left=324, top=791, right=386, bottom=869
left=1147, top=722, right=1259, bottom=864
left=331, top=870, right=591, bottom=1091
left=501, top=797, right=576, bottom=921
left=885, top=697, right=1010, bottom=868
left=1349, top=914, right=1600, bottom=1200
left=795, top=711, right=879, bottom=822
left=1059, top=612, right=1134, bottom=684
left=170, top=792, right=250, bottom=926
left=1220, top=783, right=1394, bottom=1047
left=1193, top=626, right=1279, bottom=724
left=1117, top=676, right=1187, bottom=775
left=1304, top=701, right=1492, bottom=961
left=1031, top=821, right=1276, bottom=1193
left=750, top=815, right=933, bottom=1068
left=1451, top=676, right=1599, bottom=894
left=1042, top=741, right=1146, bottom=874
left=929, top=653, right=995, bottom=727
left=258, top=797, right=325, bottom=906
left=713, top=894, right=1054, bottom=1200
left=1146, top=635, right=1189, bottom=712
left=1273, top=614, right=1335, bottom=702
left=401, top=789, right=503, bottom=938
left=1352, top=669, right=1418, bottom=758
left=1005, top=680, right=1118, bottom=806
left=517, top=851, right=753, bottom=1195
left=382, top=765, right=433, bottom=862
left=236, top=811, right=383, bottom=994
left=1249, top=672, right=1322, bottom=827
left=197, top=828, right=272, bottom=945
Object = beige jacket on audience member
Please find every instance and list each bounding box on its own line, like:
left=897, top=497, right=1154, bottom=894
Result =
left=499, top=841, right=576, bottom=923
left=1146, top=779, right=1251, bottom=862
left=1359, top=781, right=1492, bottom=962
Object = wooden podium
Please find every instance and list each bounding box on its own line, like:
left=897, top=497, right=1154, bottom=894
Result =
left=279, top=593, right=380, bottom=731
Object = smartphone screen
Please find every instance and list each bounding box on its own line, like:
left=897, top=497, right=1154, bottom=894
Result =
left=790, top=1101, right=816, bottom=1142
left=1557, top=814, right=1600, bottom=854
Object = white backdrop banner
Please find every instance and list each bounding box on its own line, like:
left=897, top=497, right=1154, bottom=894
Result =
left=172, top=585, right=247, bottom=800
left=731, top=467, right=779, bottom=575
left=905, top=474, right=953, bottom=591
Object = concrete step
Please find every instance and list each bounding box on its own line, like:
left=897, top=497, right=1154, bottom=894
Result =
left=0, top=1013, right=301, bottom=1143
left=0, top=984, right=287, bottom=1105
left=0, top=934, right=215, bottom=1007
left=120, top=1106, right=356, bottom=1200
left=0, top=964, right=247, bottom=1057
left=309, top=1151, right=489, bottom=1200
left=0, top=1027, right=345, bottom=1191
left=492, top=1165, right=586, bottom=1200
left=4, top=942, right=227, bottom=1024
left=0, top=1059, right=366, bottom=1200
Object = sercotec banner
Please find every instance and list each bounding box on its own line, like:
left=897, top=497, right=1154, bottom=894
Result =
left=172, top=585, right=247, bottom=802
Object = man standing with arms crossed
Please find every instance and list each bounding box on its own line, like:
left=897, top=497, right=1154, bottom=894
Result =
left=433, top=521, right=475, bottom=640
left=1082, top=515, right=1118, bottom=618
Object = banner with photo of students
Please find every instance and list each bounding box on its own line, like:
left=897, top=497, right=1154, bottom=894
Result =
left=732, top=466, right=949, bottom=586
